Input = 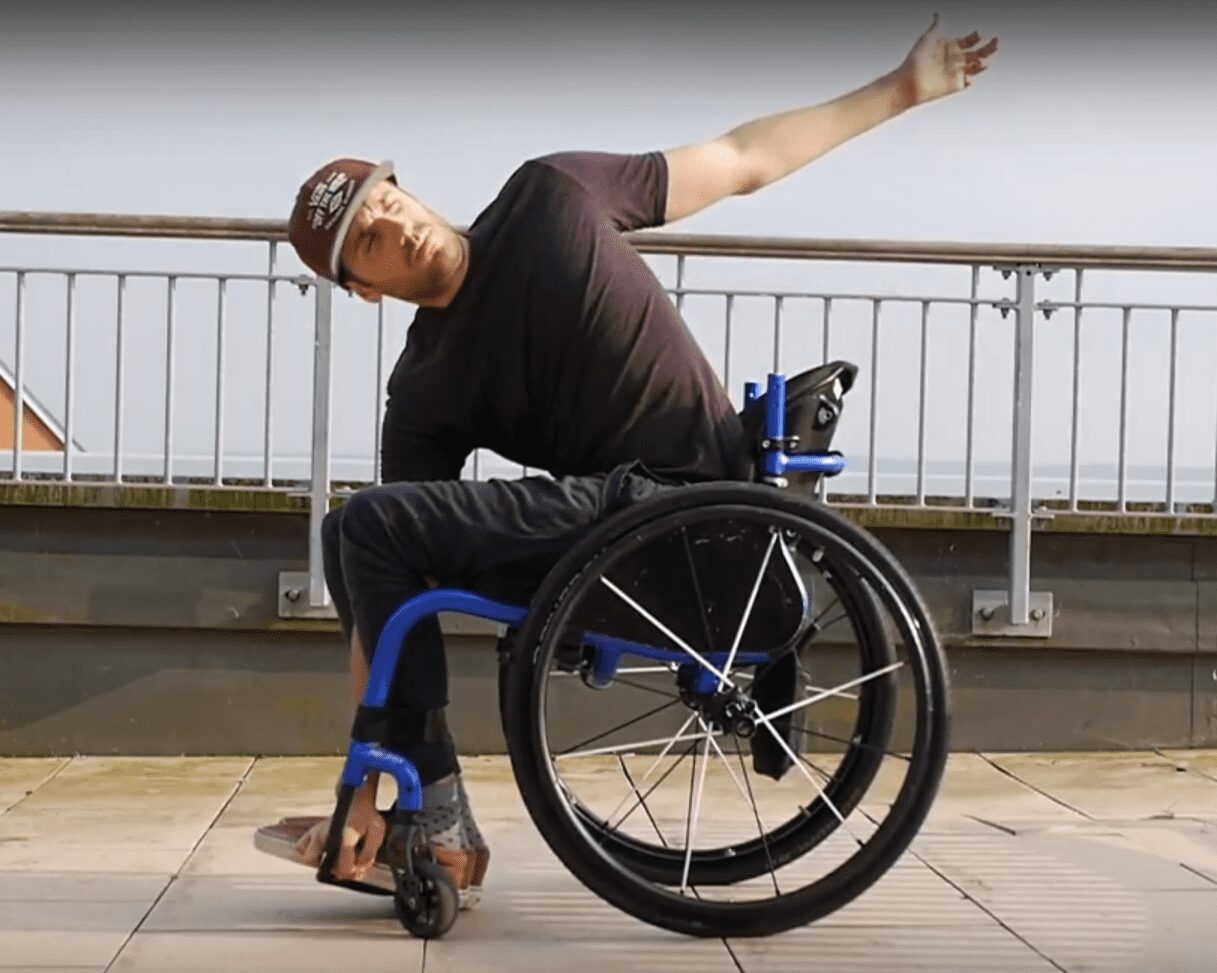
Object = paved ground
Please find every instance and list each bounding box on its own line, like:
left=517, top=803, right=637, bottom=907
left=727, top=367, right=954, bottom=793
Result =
left=0, top=751, right=1214, bottom=972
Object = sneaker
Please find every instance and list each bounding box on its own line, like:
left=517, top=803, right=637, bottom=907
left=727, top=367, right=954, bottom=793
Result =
left=253, top=815, right=484, bottom=909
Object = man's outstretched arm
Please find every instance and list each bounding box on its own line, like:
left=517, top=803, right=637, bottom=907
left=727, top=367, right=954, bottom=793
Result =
left=662, top=15, right=998, bottom=224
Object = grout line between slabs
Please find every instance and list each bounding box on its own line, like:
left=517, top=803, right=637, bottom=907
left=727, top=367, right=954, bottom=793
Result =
left=101, top=756, right=257, bottom=973
left=976, top=753, right=1092, bottom=820
left=0, top=755, right=73, bottom=817
left=1155, top=747, right=1217, bottom=786
left=905, top=846, right=1070, bottom=973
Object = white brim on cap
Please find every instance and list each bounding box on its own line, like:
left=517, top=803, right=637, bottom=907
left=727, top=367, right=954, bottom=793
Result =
left=328, top=159, right=396, bottom=279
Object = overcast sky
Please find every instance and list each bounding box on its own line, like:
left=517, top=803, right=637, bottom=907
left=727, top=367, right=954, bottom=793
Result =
left=1, top=0, right=1214, bottom=496
left=1, top=0, right=1213, bottom=244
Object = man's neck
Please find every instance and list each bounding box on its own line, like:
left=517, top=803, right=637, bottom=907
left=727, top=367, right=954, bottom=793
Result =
left=418, top=233, right=471, bottom=310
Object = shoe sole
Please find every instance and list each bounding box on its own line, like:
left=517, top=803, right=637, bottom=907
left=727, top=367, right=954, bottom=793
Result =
left=254, top=824, right=480, bottom=909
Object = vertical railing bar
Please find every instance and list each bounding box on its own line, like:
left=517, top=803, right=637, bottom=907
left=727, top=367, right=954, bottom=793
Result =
left=63, top=273, right=76, bottom=481
left=1117, top=305, right=1131, bottom=512
left=772, top=295, right=782, bottom=373
left=916, top=300, right=930, bottom=506
left=675, top=255, right=686, bottom=316
left=374, top=299, right=387, bottom=485
left=867, top=299, right=881, bottom=505
left=163, top=276, right=177, bottom=483
left=12, top=272, right=25, bottom=481
left=1166, top=307, right=1179, bottom=512
left=113, top=275, right=126, bottom=481
left=818, top=297, right=833, bottom=501
left=308, top=281, right=334, bottom=608
left=213, top=278, right=227, bottom=486
left=821, top=296, right=831, bottom=363
left=472, top=449, right=481, bottom=482
left=262, top=242, right=278, bottom=487
left=1068, top=269, right=1085, bottom=511
left=964, top=266, right=979, bottom=507
left=723, top=294, right=734, bottom=392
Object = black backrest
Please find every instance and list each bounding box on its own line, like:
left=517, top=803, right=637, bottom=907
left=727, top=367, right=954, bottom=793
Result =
left=738, top=360, right=858, bottom=489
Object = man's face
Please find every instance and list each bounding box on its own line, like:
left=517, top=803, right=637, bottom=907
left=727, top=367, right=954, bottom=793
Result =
left=339, top=180, right=464, bottom=305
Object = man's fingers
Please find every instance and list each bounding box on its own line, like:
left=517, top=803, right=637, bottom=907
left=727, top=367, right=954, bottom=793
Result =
left=334, top=839, right=358, bottom=880
left=355, top=818, right=385, bottom=871
left=965, top=61, right=989, bottom=77
left=974, top=37, right=999, bottom=59
left=955, top=30, right=981, bottom=49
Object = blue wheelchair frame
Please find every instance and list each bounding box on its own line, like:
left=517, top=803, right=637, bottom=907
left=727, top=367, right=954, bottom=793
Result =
left=321, top=372, right=845, bottom=884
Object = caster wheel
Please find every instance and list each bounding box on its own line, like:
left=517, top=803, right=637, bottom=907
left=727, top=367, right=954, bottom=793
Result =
left=394, top=860, right=459, bottom=939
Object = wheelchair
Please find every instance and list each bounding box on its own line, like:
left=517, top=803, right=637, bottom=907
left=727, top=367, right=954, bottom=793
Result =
left=315, top=362, right=950, bottom=939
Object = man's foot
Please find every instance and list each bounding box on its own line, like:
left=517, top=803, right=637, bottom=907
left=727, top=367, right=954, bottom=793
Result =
left=253, top=815, right=485, bottom=909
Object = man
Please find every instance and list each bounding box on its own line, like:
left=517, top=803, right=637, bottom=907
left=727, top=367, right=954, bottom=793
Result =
left=257, top=16, right=997, bottom=906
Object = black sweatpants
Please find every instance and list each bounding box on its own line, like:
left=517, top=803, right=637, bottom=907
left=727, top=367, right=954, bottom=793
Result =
left=322, top=462, right=669, bottom=785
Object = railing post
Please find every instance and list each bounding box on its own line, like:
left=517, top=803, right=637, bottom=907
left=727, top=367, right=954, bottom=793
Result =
left=1008, top=267, right=1036, bottom=625
left=308, top=281, right=334, bottom=609
left=972, top=264, right=1053, bottom=638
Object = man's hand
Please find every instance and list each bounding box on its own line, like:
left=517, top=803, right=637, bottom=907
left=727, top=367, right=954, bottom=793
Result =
left=295, top=783, right=386, bottom=881
left=899, top=14, right=999, bottom=107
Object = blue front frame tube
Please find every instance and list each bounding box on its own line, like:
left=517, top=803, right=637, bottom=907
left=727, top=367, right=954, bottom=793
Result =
left=344, top=590, right=775, bottom=800
left=342, top=591, right=529, bottom=810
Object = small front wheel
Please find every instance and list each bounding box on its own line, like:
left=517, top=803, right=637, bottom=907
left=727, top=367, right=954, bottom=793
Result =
left=394, top=860, right=459, bottom=939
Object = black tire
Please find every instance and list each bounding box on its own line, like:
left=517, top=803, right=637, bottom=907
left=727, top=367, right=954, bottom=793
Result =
left=503, top=483, right=949, bottom=938
left=394, top=860, right=459, bottom=939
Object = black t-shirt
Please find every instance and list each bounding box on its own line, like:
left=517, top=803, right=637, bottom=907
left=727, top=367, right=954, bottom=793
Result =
left=382, top=151, right=749, bottom=484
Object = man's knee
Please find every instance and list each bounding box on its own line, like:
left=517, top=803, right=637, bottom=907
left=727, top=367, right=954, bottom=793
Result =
left=321, top=505, right=344, bottom=555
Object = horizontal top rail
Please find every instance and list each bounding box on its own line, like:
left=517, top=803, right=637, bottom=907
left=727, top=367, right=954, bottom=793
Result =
left=3, top=211, right=1217, bottom=271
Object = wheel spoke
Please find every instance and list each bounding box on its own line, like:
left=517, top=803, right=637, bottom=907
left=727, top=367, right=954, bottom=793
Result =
left=601, top=576, right=735, bottom=689
left=753, top=706, right=865, bottom=845
left=695, top=716, right=752, bottom=808
left=555, top=728, right=706, bottom=762
left=718, top=530, right=778, bottom=688
left=682, top=527, right=719, bottom=655
left=608, top=675, right=683, bottom=700
left=617, top=756, right=669, bottom=848
left=603, top=712, right=698, bottom=824
left=557, top=698, right=682, bottom=757
left=680, top=730, right=713, bottom=893
left=734, top=739, right=781, bottom=896
left=760, top=661, right=904, bottom=725
left=609, top=738, right=699, bottom=831
left=791, top=724, right=912, bottom=762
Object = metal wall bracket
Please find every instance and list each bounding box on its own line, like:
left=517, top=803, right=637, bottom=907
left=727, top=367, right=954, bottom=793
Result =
left=971, top=590, right=1054, bottom=638
left=279, top=570, right=335, bottom=620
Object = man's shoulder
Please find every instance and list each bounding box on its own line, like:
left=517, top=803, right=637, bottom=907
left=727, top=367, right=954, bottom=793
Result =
left=468, top=159, right=598, bottom=244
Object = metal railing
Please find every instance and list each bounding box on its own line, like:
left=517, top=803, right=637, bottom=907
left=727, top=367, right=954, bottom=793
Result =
left=4, top=212, right=1217, bottom=637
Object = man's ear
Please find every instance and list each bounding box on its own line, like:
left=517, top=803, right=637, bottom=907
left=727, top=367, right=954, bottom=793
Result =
left=348, top=281, right=383, bottom=304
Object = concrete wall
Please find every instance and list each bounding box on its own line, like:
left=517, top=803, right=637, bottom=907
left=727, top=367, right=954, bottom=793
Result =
left=1, top=503, right=1214, bottom=754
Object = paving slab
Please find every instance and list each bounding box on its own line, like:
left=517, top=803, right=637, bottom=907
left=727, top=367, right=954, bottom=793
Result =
left=1160, top=748, right=1217, bottom=785
left=5, top=754, right=1217, bottom=973
left=914, top=823, right=1217, bottom=972
left=0, top=758, right=68, bottom=815
left=725, top=923, right=1060, bottom=972
left=425, top=817, right=737, bottom=973
left=108, top=931, right=420, bottom=973
left=988, top=751, right=1217, bottom=819
left=0, top=897, right=152, bottom=969
left=0, top=758, right=251, bottom=873
left=182, top=757, right=340, bottom=877
left=0, top=872, right=168, bottom=902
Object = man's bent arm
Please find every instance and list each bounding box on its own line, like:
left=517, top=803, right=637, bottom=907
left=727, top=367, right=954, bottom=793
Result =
left=662, top=17, right=997, bottom=223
